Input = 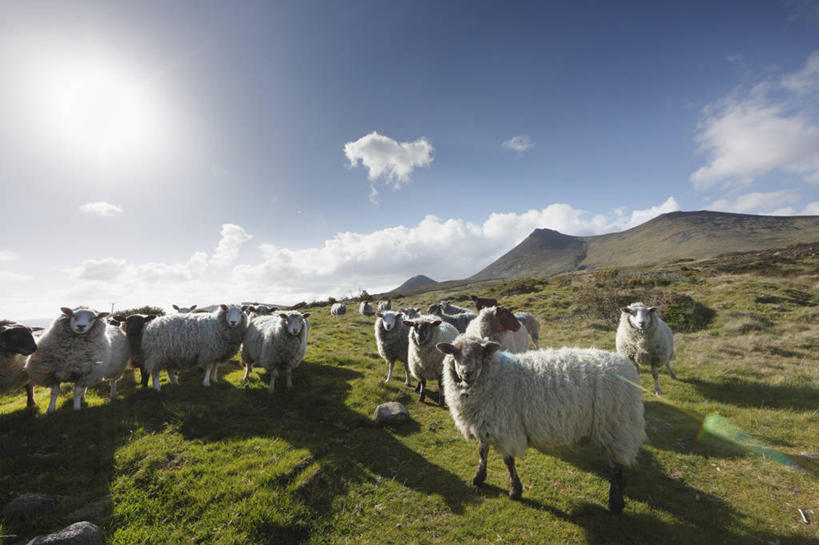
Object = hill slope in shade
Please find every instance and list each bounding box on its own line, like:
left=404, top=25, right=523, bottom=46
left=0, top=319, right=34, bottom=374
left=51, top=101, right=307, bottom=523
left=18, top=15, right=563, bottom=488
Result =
left=472, top=210, right=819, bottom=281
left=393, top=274, right=439, bottom=292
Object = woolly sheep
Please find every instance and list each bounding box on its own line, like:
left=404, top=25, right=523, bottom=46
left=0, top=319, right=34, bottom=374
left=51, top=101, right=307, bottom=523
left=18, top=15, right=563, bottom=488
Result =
left=437, top=336, right=646, bottom=513
left=428, top=304, right=477, bottom=333
left=330, top=302, right=347, bottom=315
left=403, top=316, right=459, bottom=406
left=464, top=306, right=529, bottom=353
left=242, top=311, right=311, bottom=393
left=377, top=300, right=391, bottom=312
left=400, top=307, right=422, bottom=319
left=359, top=301, right=374, bottom=316
left=141, top=304, right=247, bottom=391
left=246, top=305, right=278, bottom=320
left=439, top=300, right=471, bottom=315
left=374, top=311, right=411, bottom=386
left=616, top=302, right=676, bottom=395
left=514, top=312, right=540, bottom=349
left=0, top=320, right=38, bottom=407
left=25, top=307, right=113, bottom=413
left=172, top=304, right=197, bottom=313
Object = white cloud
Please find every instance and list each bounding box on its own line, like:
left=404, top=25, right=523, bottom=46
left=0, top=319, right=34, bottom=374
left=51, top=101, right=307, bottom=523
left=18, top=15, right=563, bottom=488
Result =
left=344, top=131, right=434, bottom=202
left=211, top=224, right=252, bottom=266
left=625, top=197, right=681, bottom=229
left=708, top=191, right=801, bottom=214
left=79, top=201, right=124, bottom=217
left=0, top=250, right=19, bottom=262
left=70, top=258, right=127, bottom=281
left=691, top=51, right=819, bottom=189
left=502, top=135, right=535, bottom=153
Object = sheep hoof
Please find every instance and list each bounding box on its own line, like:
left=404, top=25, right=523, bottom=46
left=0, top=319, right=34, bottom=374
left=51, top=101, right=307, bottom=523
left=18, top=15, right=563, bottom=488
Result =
left=509, top=487, right=522, bottom=501
left=607, top=496, right=625, bottom=514
left=471, top=472, right=486, bottom=487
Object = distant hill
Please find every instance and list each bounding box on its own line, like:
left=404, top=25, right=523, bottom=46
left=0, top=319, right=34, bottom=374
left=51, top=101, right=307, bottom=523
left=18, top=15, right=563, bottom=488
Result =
left=471, top=211, right=819, bottom=281
left=392, top=275, right=439, bottom=292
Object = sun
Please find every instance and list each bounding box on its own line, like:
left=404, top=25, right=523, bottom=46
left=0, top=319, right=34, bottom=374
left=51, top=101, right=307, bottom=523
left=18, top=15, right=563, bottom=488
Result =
left=40, top=58, right=164, bottom=162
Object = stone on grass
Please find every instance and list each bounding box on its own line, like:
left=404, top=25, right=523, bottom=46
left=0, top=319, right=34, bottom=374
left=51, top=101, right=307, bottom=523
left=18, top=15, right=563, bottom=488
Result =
left=373, top=402, right=410, bottom=424
left=26, top=521, right=104, bottom=545
left=2, top=493, right=62, bottom=526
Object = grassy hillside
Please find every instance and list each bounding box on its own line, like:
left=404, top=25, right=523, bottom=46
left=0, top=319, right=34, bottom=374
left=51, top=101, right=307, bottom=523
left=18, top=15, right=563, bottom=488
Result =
left=473, top=211, right=819, bottom=280
left=1, top=245, right=818, bottom=544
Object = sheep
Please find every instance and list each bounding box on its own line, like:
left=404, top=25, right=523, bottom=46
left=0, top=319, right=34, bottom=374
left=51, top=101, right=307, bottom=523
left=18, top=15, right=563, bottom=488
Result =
left=0, top=320, right=38, bottom=407
left=400, top=307, right=422, bottom=319
left=141, top=304, right=247, bottom=391
left=470, top=295, right=498, bottom=310
left=246, top=305, right=278, bottom=320
left=172, top=304, right=197, bottom=313
left=515, top=312, right=541, bottom=349
left=241, top=311, right=311, bottom=393
left=377, top=300, right=391, bottom=312
left=616, top=302, right=676, bottom=395
left=436, top=335, right=646, bottom=513
left=25, top=307, right=113, bottom=413
left=359, top=301, right=374, bottom=316
left=120, top=313, right=158, bottom=387
left=427, top=304, right=477, bottom=333
left=403, top=316, right=459, bottom=406
left=374, top=311, right=411, bottom=386
left=439, top=300, right=471, bottom=315
left=464, top=306, right=529, bottom=352
left=330, top=302, right=347, bottom=315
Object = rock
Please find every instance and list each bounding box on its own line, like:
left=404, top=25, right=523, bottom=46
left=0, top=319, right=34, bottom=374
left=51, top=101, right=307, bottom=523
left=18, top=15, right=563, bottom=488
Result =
left=63, top=496, right=112, bottom=523
left=2, top=493, right=62, bottom=526
left=373, top=402, right=410, bottom=424
left=27, top=521, right=105, bottom=545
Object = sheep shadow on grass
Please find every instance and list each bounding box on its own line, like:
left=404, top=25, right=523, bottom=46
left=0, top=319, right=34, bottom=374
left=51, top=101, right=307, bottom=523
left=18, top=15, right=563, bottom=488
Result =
left=685, top=376, right=819, bottom=412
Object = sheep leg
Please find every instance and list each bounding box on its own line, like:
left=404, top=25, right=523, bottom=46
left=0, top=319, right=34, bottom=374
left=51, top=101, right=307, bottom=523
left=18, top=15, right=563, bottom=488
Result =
left=168, top=370, right=179, bottom=385
left=47, top=384, right=60, bottom=414
left=651, top=367, right=662, bottom=395
left=532, top=336, right=540, bottom=349
left=504, top=456, right=523, bottom=500
left=418, top=378, right=426, bottom=403
left=202, top=365, right=212, bottom=387
left=139, top=369, right=149, bottom=388
left=268, top=370, right=278, bottom=394
left=25, top=384, right=35, bottom=408
left=285, top=369, right=293, bottom=389
left=472, top=441, right=489, bottom=487
left=385, top=360, right=394, bottom=383
left=73, top=385, right=84, bottom=410
left=414, top=382, right=421, bottom=393
left=109, top=379, right=118, bottom=399
left=437, top=379, right=446, bottom=408
left=212, top=364, right=219, bottom=383
left=607, top=464, right=626, bottom=514
left=666, top=360, right=678, bottom=381
left=403, top=362, right=412, bottom=387
left=242, top=363, right=252, bottom=383
left=152, top=369, right=162, bottom=392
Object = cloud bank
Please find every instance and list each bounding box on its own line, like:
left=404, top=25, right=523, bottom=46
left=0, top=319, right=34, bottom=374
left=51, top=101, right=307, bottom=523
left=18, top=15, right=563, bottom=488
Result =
left=78, top=201, right=124, bottom=217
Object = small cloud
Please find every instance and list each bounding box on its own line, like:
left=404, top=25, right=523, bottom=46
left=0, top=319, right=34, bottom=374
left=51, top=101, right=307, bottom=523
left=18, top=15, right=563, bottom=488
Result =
left=344, top=131, right=434, bottom=203
left=501, top=135, right=535, bottom=154
left=0, top=250, right=19, bottom=262
left=79, top=201, right=124, bottom=217
left=69, top=258, right=128, bottom=281
left=708, top=191, right=801, bottom=214
left=211, top=224, right=252, bottom=267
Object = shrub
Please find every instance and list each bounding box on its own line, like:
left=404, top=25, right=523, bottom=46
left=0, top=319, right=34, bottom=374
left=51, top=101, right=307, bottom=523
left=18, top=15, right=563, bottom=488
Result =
left=117, top=305, right=166, bottom=317
left=327, top=297, right=337, bottom=305
left=497, top=278, right=547, bottom=297
left=358, top=290, right=373, bottom=302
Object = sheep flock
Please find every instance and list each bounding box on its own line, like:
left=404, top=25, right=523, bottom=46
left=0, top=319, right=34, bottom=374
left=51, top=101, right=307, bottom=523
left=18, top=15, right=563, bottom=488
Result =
left=2, top=290, right=683, bottom=515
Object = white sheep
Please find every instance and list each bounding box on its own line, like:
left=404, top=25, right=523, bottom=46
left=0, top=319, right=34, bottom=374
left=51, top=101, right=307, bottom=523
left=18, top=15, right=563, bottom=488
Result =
left=330, top=302, right=347, bottom=315
left=427, top=304, right=477, bottom=333
left=241, top=311, right=311, bottom=393
left=359, top=301, right=374, bottom=316
left=465, top=306, right=529, bottom=353
left=141, top=304, right=247, bottom=391
left=403, top=316, right=459, bottom=405
left=25, top=307, right=114, bottom=413
left=616, top=302, right=676, bottom=395
left=437, top=335, right=646, bottom=513
left=439, top=300, right=471, bottom=314
left=374, top=311, right=411, bottom=386
left=515, top=312, right=540, bottom=349
left=172, top=304, right=197, bottom=313
left=377, top=300, right=391, bottom=312
left=0, top=320, right=38, bottom=407
left=400, top=307, right=422, bottom=319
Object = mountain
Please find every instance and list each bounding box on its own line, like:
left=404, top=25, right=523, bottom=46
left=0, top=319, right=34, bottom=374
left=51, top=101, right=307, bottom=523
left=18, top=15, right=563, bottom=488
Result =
left=393, top=275, right=439, bottom=292
left=471, top=211, right=819, bottom=281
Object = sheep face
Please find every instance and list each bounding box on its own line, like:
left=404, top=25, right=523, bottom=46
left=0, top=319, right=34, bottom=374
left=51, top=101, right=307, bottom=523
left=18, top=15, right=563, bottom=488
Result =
left=280, top=313, right=310, bottom=336
left=437, top=336, right=500, bottom=386
left=621, top=303, right=657, bottom=331
left=172, top=304, right=197, bottom=313
left=220, top=304, right=245, bottom=328
left=494, top=307, right=521, bottom=332
left=404, top=319, right=442, bottom=345
left=255, top=305, right=276, bottom=316
left=401, top=307, right=421, bottom=319
left=0, top=324, right=37, bottom=355
left=427, top=304, right=441, bottom=315
left=121, top=313, right=157, bottom=335
left=61, top=307, right=109, bottom=334
left=376, top=311, right=402, bottom=331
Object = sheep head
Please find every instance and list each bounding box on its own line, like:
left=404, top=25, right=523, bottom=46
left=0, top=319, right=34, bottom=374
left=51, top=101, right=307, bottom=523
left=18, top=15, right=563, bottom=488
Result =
left=437, top=336, right=501, bottom=386
left=621, top=302, right=658, bottom=332
left=403, top=318, right=443, bottom=345
left=0, top=323, right=37, bottom=356
left=61, top=307, right=109, bottom=334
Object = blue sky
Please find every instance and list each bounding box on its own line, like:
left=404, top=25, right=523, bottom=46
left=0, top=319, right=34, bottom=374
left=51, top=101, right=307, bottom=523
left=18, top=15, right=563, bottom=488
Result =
left=1, top=0, right=818, bottom=318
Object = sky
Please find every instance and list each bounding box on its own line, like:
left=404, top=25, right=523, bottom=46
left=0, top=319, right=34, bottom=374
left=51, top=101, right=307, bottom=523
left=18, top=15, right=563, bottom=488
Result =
left=1, top=0, right=818, bottom=319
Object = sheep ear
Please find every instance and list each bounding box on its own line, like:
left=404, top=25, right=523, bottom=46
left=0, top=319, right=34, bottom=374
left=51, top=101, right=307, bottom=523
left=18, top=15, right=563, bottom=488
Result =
left=431, top=320, right=442, bottom=327
left=172, top=305, right=180, bottom=311
left=61, top=307, right=74, bottom=317
left=220, top=304, right=228, bottom=311
left=30, top=326, right=44, bottom=332
left=376, top=312, right=383, bottom=318
left=190, top=305, right=197, bottom=311
left=271, top=307, right=279, bottom=312
left=483, top=341, right=502, bottom=356
left=279, top=313, right=288, bottom=320
left=97, top=312, right=111, bottom=320
left=245, top=306, right=254, bottom=312
left=402, top=321, right=414, bottom=328
left=620, top=307, right=631, bottom=314
left=436, top=342, right=456, bottom=355
left=649, top=307, right=658, bottom=313
left=470, top=295, right=478, bottom=301
left=146, top=314, right=158, bottom=322
left=301, top=313, right=311, bottom=319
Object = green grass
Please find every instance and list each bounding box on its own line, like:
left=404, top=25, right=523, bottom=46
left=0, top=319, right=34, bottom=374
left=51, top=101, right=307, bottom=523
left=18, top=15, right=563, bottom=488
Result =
left=2, top=251, right=818, bottom=544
